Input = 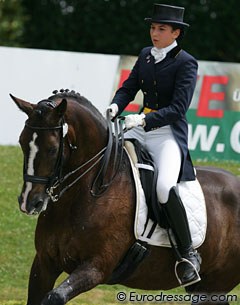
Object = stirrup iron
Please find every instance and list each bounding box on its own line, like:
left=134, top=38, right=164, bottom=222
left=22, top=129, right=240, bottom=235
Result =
left=175, top=258, right=201, bottom=287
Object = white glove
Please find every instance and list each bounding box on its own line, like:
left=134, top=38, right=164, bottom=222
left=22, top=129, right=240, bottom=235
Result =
left=125, top=113, right=146, bottom=129
left=106, top=103, right=119, bottom=119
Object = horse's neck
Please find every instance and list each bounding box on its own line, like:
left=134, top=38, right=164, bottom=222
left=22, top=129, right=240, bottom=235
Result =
left=62, top=114, right=108, bottom=181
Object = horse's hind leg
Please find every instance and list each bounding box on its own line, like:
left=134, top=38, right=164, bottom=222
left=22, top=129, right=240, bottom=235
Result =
left=27, top=255, right=61, bottom=305
left=41, top=261, right=105, bottom=305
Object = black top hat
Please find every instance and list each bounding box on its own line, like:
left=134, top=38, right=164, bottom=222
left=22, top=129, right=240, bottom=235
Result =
left=145, top=3, right=189, bottom=28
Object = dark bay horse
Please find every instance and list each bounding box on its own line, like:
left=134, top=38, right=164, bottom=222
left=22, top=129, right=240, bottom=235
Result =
left=11, top=90, right=240, bottom=305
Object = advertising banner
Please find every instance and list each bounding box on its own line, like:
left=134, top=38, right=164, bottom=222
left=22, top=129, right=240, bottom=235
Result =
left=112, top=56, right=240, bottom=162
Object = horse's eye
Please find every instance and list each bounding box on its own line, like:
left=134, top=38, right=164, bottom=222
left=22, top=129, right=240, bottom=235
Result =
left=48, top=147, right=58, bottom=156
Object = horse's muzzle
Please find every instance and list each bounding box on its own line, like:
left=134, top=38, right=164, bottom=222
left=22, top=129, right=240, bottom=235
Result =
left=18, top=192, right=49, bottom=215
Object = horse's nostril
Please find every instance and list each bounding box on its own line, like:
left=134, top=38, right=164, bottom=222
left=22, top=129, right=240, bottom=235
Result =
left=35, top=200, right=44, bottom=212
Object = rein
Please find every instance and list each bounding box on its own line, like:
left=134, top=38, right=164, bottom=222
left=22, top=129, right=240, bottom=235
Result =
left=23, top=110, right=124, bottom=202
left=47, top=146, right=107, bottom=201
left=90, top=110, right=125, bottom=196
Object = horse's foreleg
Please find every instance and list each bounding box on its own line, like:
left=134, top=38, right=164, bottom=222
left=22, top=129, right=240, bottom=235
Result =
left=41, top=262, right=104, bottom=305
left=27, top=254, right=61, bottom=305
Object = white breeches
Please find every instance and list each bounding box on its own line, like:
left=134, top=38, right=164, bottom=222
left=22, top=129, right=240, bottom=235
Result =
left=125, top=126, right=181, bottom=204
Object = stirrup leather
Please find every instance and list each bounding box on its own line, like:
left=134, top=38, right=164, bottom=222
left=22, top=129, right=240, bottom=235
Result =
left=175, top=258, right=201, bottom=287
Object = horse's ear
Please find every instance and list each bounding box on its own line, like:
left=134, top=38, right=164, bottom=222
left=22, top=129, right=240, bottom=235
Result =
left=9, top=94, right=34, bottom=116
left=56, top=98, right=67, bottom=117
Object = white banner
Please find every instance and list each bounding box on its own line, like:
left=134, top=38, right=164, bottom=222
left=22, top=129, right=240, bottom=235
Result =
left=0, top=46, right=119, bottom=145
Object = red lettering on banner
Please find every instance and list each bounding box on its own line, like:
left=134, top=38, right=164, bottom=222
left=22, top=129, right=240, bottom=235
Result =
left=125, top=103, right=141, bottom=113
left=118, top=69, right=130, bottom=88
left=197, top=75, right=228, bottom=118
left=117, top=69, right=140, bottom=113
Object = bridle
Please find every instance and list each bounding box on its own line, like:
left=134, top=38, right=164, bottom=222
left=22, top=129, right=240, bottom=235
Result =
left=22, top=108, right=124, bottom=202
left=24, top=120, right=65, bottom=188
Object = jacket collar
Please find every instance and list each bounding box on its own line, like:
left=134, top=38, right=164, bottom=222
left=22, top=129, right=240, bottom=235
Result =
left=145, top=45, right=182, bottom=68
left=145, top=44, right=181, bottom=59
left=168, top=45, right=182, bottom=58
left=144, top=45, right=182, bottom=80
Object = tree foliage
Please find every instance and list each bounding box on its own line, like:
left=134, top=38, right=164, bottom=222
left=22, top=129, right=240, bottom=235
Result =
left=0, top=0, right=26, bottom=47
left=0, top=0, right=239, bottom=62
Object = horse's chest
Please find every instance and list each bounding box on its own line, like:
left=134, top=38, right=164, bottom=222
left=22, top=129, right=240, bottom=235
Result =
left=38, top=223, right=92, bottom=271
left=40, top=234, right=79, bottom=271
left=60, top=248, right=80, bottom=272
left=36, top=210, right=109, bottom=272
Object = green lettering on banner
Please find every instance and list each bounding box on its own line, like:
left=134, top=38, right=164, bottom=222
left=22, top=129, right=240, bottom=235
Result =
left=187, top=109, right=240, bottom=162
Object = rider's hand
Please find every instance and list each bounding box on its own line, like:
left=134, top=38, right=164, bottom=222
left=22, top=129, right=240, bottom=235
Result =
left=106, top=103, right=119, bottom=120
left=125, top=113, right=146, bottom=129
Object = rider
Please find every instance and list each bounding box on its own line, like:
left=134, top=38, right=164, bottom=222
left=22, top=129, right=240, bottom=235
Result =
left=106, top=3, right=201, bottom=286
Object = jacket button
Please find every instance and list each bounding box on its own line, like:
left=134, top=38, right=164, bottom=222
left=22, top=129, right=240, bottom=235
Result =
left=144, top=92, right=147, bottom=95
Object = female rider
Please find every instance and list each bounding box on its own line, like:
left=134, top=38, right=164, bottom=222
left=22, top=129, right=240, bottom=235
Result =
left=107, top=3, right=201, bottom=287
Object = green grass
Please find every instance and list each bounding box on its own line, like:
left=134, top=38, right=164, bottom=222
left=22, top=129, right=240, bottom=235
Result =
left=0, top=146, right=239, bottom=304
left=0, top=146, right=36, bottom=301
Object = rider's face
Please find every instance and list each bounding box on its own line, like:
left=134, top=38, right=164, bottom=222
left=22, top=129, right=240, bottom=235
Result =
left=150, top=23, right=180, bottom=48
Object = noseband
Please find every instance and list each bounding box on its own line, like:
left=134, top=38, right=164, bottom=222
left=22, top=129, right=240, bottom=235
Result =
left=22, top=109, right=124, bottom=202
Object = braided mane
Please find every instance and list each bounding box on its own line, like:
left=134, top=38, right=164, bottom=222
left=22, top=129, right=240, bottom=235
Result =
left=48, top=89, right=105, bottom=124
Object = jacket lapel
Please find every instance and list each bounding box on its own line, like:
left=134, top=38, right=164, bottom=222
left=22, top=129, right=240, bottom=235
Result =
left=155, top=45, right=182, bottom=69
left=141, top=45, right=182, bottom=81
left=143, top=49, right=156, bottom=80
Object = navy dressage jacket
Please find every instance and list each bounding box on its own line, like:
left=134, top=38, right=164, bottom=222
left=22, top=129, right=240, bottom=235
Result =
left=112, top=45, right=198, bottom=182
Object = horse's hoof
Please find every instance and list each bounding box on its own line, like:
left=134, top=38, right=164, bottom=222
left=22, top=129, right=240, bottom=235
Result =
left=41, top=292, right=65, bottom=305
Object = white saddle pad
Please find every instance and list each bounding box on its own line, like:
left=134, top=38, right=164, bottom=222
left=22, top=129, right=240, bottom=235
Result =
left=125, top=147, right=207, bottom=249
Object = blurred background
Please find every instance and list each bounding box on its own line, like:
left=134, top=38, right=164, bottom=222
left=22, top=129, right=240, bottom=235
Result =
left=0, top=0, right=239, bottom=62
left=0, top=1, right=240, bottom=304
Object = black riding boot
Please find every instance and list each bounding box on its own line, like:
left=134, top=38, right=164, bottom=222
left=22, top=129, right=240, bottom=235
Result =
left=163, top=186, right=201, bottom=287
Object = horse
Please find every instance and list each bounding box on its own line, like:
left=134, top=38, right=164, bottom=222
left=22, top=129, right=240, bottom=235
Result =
left=11, top=89, right=240, bottom=305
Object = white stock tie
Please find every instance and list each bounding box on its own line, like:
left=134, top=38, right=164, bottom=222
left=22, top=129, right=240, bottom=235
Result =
left=151, top=47, right=167, bottom=63
left=151, top=41, right=178, bottom=64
